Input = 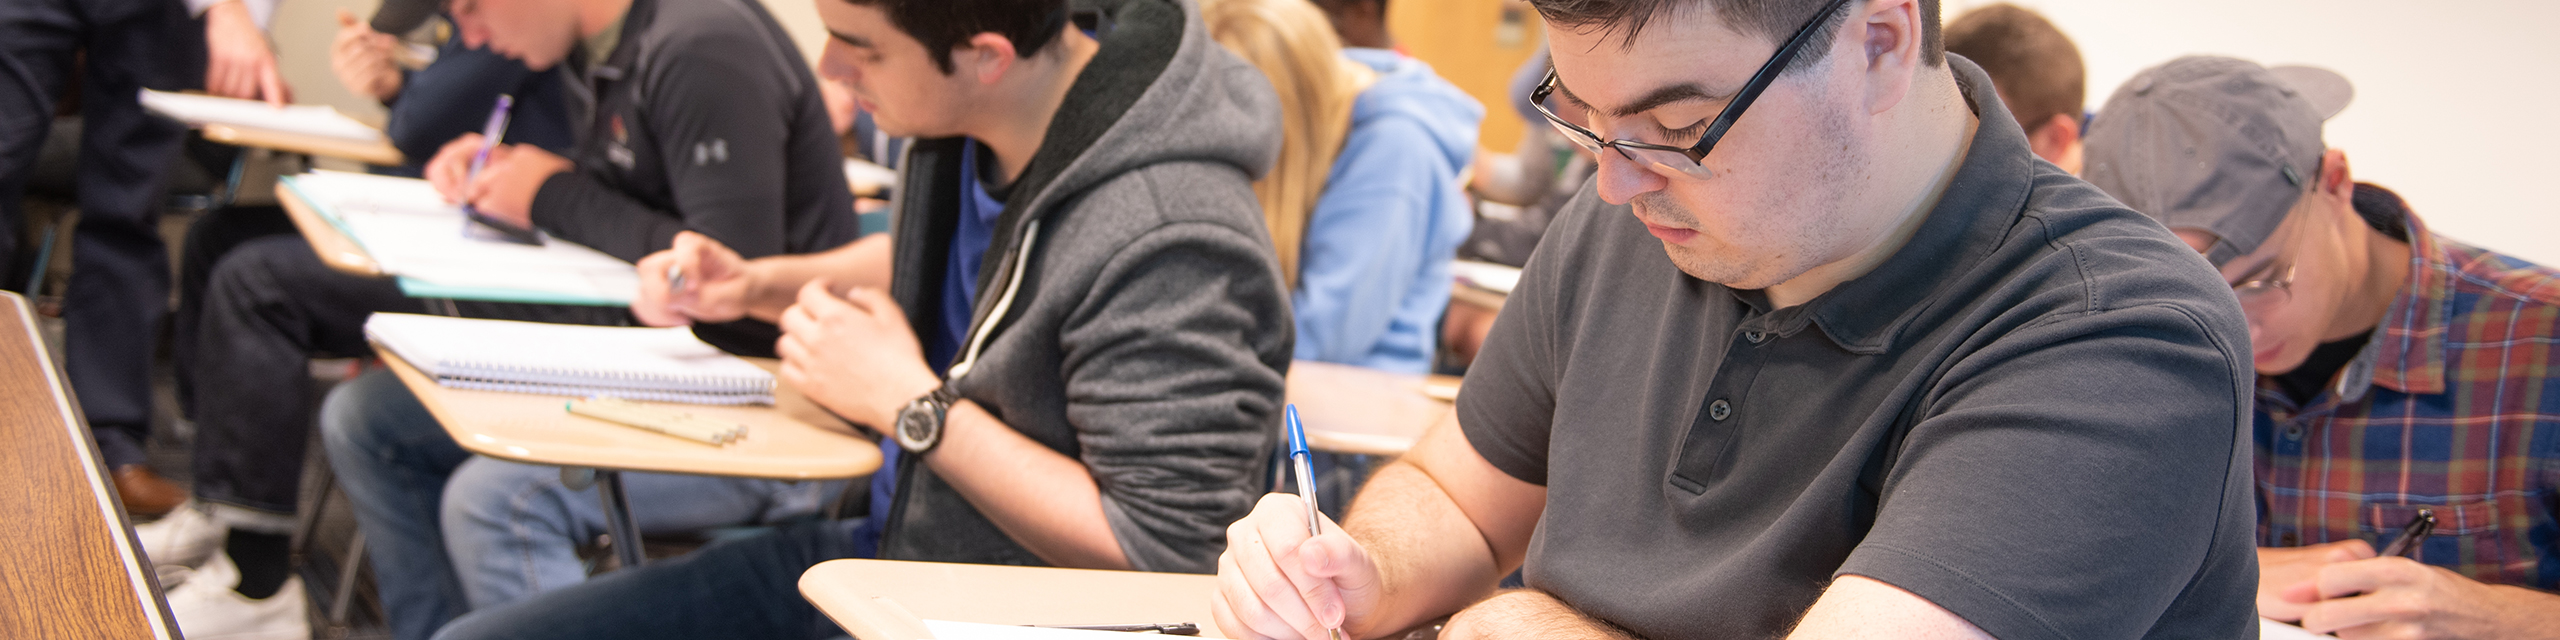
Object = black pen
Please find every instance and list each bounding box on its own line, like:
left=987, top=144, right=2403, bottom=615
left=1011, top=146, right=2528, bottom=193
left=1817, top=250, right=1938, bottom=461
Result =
left=1029, top=622, right=1200, bottom=635
left=2377, top=508, right=2436, bottom=558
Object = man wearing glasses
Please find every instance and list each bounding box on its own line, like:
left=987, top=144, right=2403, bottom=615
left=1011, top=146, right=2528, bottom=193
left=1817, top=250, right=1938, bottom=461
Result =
left=2085, top=56, right=2560, bottom=639
left=1213, top=0, right=2258, bottom=638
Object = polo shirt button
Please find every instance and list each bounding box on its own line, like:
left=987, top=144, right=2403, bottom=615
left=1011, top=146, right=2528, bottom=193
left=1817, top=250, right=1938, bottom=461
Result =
left=2284, top=426, right=2305, bottom=440
left=2279, top=531, right=2299, bottom=546
left=1744, top=331, right=1767, bottom=344
left=1708, top=399, right=1733, bottom=421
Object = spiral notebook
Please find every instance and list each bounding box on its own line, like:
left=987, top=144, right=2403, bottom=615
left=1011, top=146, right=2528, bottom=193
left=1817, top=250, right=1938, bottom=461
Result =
left=366, top=313, right=775, bottom=405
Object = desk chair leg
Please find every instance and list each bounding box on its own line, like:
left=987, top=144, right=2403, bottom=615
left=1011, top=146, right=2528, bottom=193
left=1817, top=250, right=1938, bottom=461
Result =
left=329, top=530, right=366, bottom=626
left=217, top=148, right=251, bottom=210
left=594, top=470, right=646, bottom=570
left=22, top=221, right=58, bottom=294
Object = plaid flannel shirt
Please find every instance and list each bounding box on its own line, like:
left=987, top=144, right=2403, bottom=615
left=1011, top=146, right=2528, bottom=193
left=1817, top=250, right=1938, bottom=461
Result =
left=2255, top=214, right=2560, bottom=589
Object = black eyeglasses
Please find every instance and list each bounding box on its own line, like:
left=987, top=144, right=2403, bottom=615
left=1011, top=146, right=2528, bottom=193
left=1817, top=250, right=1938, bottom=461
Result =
left=1530, top=0, right=1852, bottom=179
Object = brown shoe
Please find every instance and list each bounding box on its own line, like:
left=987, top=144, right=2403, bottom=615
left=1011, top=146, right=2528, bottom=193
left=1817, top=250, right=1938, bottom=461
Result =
left=113, top=465, right=186, bottom=517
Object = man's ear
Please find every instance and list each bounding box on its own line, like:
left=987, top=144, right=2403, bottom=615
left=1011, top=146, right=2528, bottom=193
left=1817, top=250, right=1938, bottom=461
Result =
left=2026, top=112, right=2079, bottom=166
left=2317, top=148, right=2353, bottom=199
left=1859, top=0, right=1926, bottom=115
left=958, top=32, right=1019, bottom=86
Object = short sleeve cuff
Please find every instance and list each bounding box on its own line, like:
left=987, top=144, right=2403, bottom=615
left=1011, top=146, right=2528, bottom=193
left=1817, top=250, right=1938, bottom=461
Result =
left=1836, top=543, right=2068, bottom=640
left=1455, top=398, right=1546, bottom=486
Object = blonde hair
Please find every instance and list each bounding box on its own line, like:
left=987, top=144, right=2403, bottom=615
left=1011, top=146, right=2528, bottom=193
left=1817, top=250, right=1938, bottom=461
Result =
left=1203, top=0, right=1375, bottom=287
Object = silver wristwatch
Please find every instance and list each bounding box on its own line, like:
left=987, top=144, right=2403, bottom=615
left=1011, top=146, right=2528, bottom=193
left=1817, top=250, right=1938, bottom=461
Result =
left=893, top=384, right=959, bottom=454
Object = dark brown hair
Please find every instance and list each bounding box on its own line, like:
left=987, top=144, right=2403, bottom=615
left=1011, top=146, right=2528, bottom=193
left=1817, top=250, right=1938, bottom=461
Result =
left=1529, top=0, right=1943, bottom=70
left=1944, top=3, right=2082, bottom=135
left=2349, top=182, right=2413, bottom=243
left=837, top=0, right=1070, bottom=74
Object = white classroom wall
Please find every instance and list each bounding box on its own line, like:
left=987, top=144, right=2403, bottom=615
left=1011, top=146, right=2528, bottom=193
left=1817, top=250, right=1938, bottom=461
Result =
left=1951, top=0, right=2560, bottom=265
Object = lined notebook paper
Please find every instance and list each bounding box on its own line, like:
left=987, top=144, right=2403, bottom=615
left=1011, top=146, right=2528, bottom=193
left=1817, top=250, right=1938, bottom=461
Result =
left=282, top=171, right=639, bottom=305
left=139, top=89, right=388, bottom=142
left=367, top=313, right=775, bottom=405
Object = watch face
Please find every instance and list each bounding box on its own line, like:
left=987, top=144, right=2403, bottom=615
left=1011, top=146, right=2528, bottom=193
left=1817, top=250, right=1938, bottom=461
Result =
left=897, top=397, right=939, bottom=451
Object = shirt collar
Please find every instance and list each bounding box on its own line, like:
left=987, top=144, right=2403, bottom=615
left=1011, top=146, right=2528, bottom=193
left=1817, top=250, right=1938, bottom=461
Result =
left=2358, top=212, right=2451, bottom=396
left=582, top=11, right=628, bottom=71
left=1767, top=56, right=2036, bottom=354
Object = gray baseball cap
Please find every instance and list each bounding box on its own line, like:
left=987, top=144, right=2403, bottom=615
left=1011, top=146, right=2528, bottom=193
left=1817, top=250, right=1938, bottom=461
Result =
left=371, top=0, right=442, bottom=36
left=2082, top=56, right=2354, bottom=267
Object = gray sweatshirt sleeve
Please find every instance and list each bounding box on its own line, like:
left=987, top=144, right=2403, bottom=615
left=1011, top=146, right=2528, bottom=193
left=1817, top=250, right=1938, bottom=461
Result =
left=1055, top=220, right=1291, bottom=574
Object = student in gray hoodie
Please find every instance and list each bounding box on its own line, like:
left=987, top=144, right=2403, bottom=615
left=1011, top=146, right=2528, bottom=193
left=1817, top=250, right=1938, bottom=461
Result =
left=433, top=0, right=1290, bottom=636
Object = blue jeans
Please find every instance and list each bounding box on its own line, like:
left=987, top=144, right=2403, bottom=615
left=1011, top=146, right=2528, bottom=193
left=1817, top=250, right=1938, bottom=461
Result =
left=322, top=369, right=845, bottom=640
left=434, top=519, right=864, bottom=640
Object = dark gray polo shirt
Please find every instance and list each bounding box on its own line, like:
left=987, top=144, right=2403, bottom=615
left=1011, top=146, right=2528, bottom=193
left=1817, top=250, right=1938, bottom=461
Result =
left=1458, top=57, right=2261, bottom=640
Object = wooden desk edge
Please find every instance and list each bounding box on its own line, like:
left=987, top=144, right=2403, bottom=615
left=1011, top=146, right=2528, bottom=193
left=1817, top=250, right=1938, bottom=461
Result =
left=1307, top=431, right=1420, bottom=457
left=797, top=559, right=1224, bottom=640
left=2, top=293, right=179, bottom=639
left=274, top=181, right=387, bottom=277
left=204, top=123, right=406, bottom=166
left=798, top=562, right=925, bottom=640
left=377, top=349, right=880, bottom=479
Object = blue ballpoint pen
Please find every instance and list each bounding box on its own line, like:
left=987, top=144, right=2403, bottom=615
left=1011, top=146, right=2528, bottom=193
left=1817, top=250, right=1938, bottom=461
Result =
left=1283, top=405, right=1345, bottom=640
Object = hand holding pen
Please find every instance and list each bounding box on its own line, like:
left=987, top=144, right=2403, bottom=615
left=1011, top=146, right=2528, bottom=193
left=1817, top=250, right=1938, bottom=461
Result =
left=2375, top=509, right=2434, bottom=559
left=1212, top=405, right=1388, bottom=640
left=2264, top=508, right=2551, bottom=636
left=1286, top=406, right=1346, bottom=640
left=633, top=231, right=754, bottom=327
left=428, top=95, right=513, bottom=204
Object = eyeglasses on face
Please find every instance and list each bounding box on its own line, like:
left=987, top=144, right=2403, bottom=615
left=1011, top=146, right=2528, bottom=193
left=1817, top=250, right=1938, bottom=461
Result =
left=2233, top=262, right=2296, bottom=318
left=1529, top=0, right=1853, bottom=179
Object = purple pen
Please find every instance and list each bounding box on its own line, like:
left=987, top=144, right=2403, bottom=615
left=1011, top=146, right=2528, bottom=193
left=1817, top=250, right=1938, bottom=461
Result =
left=465, top=94, right=515, bottom=183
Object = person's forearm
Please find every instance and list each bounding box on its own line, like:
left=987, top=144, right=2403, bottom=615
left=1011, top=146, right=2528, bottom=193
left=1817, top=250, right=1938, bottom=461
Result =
left=1445, top=590, right=1632, bottom=640
left=1344, top=460, right=1508, bottom=634
left=743, top=234, right=892, bottom=322
left=921, top=400, right=1131, bottom=570
left=2485, top=584, right=2560, bottom=640
left=1785, top=576, right=1991, bottom=640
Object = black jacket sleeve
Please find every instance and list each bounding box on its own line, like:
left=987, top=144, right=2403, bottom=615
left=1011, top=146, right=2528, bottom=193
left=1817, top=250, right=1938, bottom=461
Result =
left=529, top=33, right=800, bottom=261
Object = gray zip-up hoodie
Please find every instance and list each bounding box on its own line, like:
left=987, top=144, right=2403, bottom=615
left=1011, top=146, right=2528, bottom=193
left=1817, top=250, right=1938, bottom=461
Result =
left=877, top=0, right=1291, bottom=573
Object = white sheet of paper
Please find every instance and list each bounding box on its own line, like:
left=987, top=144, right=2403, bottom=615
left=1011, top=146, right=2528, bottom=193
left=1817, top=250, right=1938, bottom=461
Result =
left=286, top=171, right=638, bottom=303
left=845, top=158, right=898, bottom=194
left=1450, top=260, right=1523, bottom=295
left=2260, top=617, right=2332, bottom=639
left=139, top=89, right=386, bottom=142
left=921, top=620, right=1175, bottom=639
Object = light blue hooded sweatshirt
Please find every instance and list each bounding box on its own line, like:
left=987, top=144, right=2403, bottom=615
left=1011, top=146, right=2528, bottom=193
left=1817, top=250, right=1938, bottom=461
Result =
left=1292, top=47, right=1483, bottom=373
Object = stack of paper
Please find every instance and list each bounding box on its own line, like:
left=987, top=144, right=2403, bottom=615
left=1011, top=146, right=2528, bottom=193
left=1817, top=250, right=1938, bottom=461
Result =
left=367, top=313, right=775, bottom=405
left=281, top=170, right=639, bottom=305
left=139, top=89, right=387, bottom=143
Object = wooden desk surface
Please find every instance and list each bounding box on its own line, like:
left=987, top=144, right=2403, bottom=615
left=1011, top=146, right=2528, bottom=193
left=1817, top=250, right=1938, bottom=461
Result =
left=1285, top=360, right=1457, bottom=457
left=204, top=123, right=406, bottom=166
left=380, top=349, right=882, bottom=480
left=0, top=293, right=177, bottom=639
left=800, top=559, right=1221, bottom=640
left=276, top=181, right=387, bottom=277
